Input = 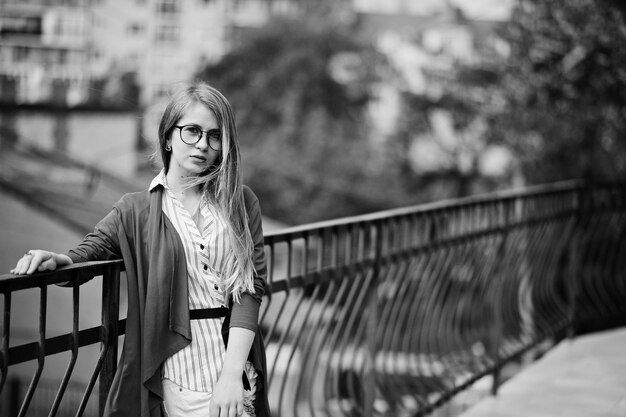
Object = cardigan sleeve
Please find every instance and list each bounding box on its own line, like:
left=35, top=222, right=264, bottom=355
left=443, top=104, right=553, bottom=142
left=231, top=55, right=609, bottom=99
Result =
left=67, top=204, right=123, bottom=263
left=229, top=186, right=268, bottom=330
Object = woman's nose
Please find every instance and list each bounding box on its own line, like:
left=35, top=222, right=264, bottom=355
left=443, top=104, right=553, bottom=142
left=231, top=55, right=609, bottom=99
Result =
left=195, top=133, right=210, bottom=150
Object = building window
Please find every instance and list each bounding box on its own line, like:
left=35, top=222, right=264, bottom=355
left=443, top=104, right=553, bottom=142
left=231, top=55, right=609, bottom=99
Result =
left=13, top=46, right=29, bottom=62
left=127, top=22, right=144, bottom=35
left=156, top=0, right=179, bottom=14
left=155, top=24, right=179, bottom=43
left=0, top=16, right=43, bottom=35
left=57, top=49, right=68, bottom=65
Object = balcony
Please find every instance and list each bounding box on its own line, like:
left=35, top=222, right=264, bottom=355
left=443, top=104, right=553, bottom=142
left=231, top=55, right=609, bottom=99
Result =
left=1, top=181, right=625, bottom=416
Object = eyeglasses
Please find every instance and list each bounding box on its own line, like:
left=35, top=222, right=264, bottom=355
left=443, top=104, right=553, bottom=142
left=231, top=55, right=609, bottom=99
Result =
left=174, top=125, right=223, bottom=151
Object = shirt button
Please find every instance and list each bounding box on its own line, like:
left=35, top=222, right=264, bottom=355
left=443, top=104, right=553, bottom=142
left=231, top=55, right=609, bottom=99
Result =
left=203, top=264, right=208, bottom=271
left=214, top=285, right=219, bottom=290
left=200, top=244, right=205, bottom=250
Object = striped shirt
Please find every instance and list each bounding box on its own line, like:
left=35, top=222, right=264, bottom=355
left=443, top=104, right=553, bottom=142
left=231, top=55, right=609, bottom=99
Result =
left=150, top=171, right=229, bottom=393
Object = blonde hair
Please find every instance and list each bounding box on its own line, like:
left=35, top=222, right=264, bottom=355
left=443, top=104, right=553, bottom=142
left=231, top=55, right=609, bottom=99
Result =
left=158, top=82, right=255, bottom=302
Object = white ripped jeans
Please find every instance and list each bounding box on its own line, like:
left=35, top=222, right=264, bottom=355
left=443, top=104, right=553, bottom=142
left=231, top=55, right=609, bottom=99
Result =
left=161, top=362, right=258, bottom=417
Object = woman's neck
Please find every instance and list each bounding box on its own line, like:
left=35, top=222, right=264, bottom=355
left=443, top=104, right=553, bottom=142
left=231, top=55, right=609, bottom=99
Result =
left=166, top=172, right=202, bottom=202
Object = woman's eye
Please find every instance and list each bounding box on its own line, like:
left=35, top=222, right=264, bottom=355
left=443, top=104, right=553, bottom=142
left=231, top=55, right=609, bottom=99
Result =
left=184, top=126, right=201, bottom=135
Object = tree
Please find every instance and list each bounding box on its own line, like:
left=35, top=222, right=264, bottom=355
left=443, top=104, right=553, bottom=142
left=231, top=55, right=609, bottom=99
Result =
left=196, top=13, right=405, bottom=224
left=493, top=0, right=626, bottom=183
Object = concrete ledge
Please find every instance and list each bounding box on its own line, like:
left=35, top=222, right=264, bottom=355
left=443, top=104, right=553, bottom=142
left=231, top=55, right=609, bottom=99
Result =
left=458, top=328, right=626, bottom=417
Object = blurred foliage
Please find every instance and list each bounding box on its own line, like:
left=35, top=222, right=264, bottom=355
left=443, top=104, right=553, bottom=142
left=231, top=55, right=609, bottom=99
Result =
left=492, top=0, right=626, bottom=183
left=388, top=24, right=513, bottom=200
left=197, top=13, right=414, bottom=224
left=391, top=72, right=510, bottom=200
left=196, top=0, right=626, bottom=224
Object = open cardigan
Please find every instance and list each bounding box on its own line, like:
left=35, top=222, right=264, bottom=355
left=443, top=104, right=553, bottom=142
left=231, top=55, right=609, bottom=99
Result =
left=67, top=184, right=270, bottom=417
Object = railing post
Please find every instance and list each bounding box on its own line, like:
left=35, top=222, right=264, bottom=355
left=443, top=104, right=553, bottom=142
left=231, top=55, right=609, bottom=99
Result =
left=98, top=264, right=121, bottom=416
left=489, top=241, right=505, bottom=396
left=567, top=187, right=584, bottom=339
left=363, top=220, right=383, bottom=417
left=490, top=200, right=509, bottom=396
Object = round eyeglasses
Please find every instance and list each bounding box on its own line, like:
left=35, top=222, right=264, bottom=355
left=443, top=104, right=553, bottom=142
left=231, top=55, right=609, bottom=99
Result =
left=174, top=125, right=223, bottom=151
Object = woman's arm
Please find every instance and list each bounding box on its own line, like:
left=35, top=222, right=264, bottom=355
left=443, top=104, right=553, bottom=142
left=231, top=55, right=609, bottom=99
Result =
left=68, top=206, right=123, bottom=263
left=229, top=187, right=268, bottom=328
left=10, top=201, right=125, bottom=276
left=211, top=187, right=267, bottom=415
left=10, top=250, right=73, bottom=275
left=210, top=327, right=255, bottom=416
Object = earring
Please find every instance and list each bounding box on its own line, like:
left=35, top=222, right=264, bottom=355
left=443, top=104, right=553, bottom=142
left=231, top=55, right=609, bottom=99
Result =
left=165, top=144, right=171, bottom=151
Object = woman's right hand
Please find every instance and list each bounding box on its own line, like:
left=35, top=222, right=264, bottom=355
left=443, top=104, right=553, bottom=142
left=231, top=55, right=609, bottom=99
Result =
left=10, top=250, right=71, bottom=275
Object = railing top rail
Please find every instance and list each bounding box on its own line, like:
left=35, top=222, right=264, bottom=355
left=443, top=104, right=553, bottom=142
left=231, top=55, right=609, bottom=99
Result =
left=264, top=179, right=589, bottom=239
left=0, top=260, right=124, bottom=291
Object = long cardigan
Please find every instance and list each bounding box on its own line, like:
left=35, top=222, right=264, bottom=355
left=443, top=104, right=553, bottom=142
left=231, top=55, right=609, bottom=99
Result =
left=67, top=184, right=270, bottom=417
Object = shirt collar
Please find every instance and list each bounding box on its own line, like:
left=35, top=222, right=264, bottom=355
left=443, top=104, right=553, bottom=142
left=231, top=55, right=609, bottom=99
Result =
left=149, top=169, right=167, bottom=191
left=150, top=169, right=211, bottom=218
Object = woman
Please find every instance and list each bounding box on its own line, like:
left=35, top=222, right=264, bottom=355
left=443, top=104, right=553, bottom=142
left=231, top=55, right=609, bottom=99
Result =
left=11, top=82, right=270, bottom=417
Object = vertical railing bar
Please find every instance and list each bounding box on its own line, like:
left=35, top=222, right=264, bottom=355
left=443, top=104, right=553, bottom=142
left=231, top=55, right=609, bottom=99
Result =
left=266, top=238, right=294, bottom=386
left=330, top=223, right=375, bottom=415
left=97, top=263, right=121, bottom=417
left=75, top=327, right=109, bottom=414
left=363, top=219, right=383, bottom=417
left=489, top=201, right=508, bottom=396
left=322, top=224, right=365, bottom=413
left=278, top=233, right=309, bottom=415
left=306, top=226, right=341, bottom=416
left=299, top=226, right=340, bottom=417
left=319, top=271, right=353, bottom=416
left=18, top=283, right=47, bottom=417
left=75, top=263, right=121, bottom=417
left=288, top=230, right=325, bottom=416
left=377, top=219, right=413, bottom=408
left=567, top=187, right=584, bottom=339
left=350, top=268, right=380, bottom=416
left=48, top=271, right=81, bottom=417
left=0, top=290, right=11, bottom=393
left=405, top=253, right=436, bottom=411
left=289, top=284, right=322, bottom=417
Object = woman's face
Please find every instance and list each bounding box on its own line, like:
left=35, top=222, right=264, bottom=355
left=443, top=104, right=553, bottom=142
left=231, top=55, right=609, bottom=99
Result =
left=166, top=101, right=222, bottom=179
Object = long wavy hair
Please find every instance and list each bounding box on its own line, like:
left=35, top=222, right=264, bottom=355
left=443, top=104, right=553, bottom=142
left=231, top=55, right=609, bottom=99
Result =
left=158, top=82, right=255, bottom=302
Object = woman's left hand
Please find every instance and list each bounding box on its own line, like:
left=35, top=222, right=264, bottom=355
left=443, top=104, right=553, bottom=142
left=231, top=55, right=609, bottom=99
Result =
left=210, top=371, right=244, bottom=417
left=214, top=326, right=255, bottom=416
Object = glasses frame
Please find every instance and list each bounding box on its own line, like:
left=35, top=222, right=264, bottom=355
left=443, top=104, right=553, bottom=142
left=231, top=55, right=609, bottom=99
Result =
left=174, top=125, right=223, bottom=151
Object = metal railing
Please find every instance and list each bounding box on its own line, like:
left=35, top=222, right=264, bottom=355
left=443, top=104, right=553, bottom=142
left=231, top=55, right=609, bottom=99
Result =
left=1, top=181, right=625, bottom=417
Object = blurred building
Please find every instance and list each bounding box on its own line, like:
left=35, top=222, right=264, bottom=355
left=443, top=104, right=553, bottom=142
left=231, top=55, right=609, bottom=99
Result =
left=0, top=0, right=286, bottom=107
left=0, top=0, right=512, bottom=107
left=0, top=0, right=94, bottom=106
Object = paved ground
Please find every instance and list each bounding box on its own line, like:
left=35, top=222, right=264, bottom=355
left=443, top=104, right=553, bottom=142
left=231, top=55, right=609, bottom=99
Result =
left=458, top=327, right=626, bottom=417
